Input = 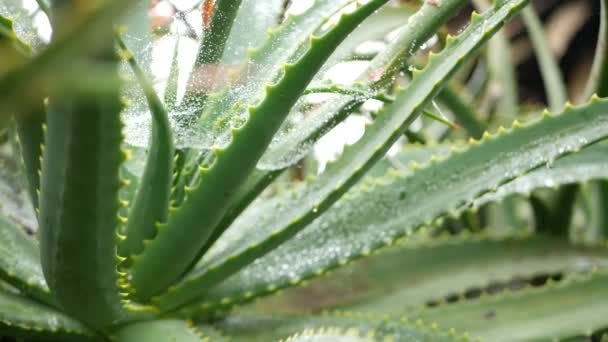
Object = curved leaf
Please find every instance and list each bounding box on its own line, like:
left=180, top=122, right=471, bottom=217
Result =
left=220, top=0, right=284, bottom=64
left=0, top=215, right=53, bottom=305
left=116, top=37, right=175, bottom=262
left=236, top=235, right=608, bottom=316
left=163, top=0, right=529, bottom=313
left=584, top=0, right=608, bottom=99
left=178, top=97, right=608, bottom=317
left=521, top=6, right=567, bottom=112
left=128, top=0, right=393, bottom=301
left=0, top=0, right=139, bottom=112
left=39, top=37, right=129, bottom=327
left=0, top=286, right=92, bottom=340
left=258, top=0, right=466, bottom=170
left=217, top=312, right=469, bottom=342
left=411, top=271, right=608, bottom=341
left=473, top=142, right=608, bottom=207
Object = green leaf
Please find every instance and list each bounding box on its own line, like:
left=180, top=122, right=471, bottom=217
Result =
left=521, top=6, right=567, bottom=112
left=235, top=235, right=608, bottom=316
left=258, top=0, right=464, bottom=170
left=0, top=286, right=92, bottom=340
left=472, top=142, right=608, bottom=208
left=581, top=0, right=608, bottom=243
left=217, top=312, right=469, bottom=342
left=437, top=85, right=485, bottom=139
left=191, top=0, right=355, bottom=138
left=163, top=0, right=529, bottom=313
left=411, top=271, right=608, bottom=341
left=220, top=0, right=284, bottom=64
left=584, top=0, right=608, bottom=99
left=128, top=0, right=393, bottom=301
left=316, top=3, right=415, bottom=76
left=15, top=108, right=45, bottom=211
left=579, top=181, right=608, bottom=242
left=0, top=214, right=54, bottom=305
left=197, top=0, right=465, bottom=232
left=112, top=320, right=204, bottom=342
left=0, top=0, right=138, bottom=112
left=0, top=144, right=37, bottom=232
left=281, top=329, right=373, bottom=342
left=178, top=97, right=608, bottom=317
left=39, top=45, right=129, bottom=327
left=115, top=37, right=175, bottom=263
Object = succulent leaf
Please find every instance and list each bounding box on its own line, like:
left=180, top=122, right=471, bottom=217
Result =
left=160, top=0, right=530, bottom=312
left=0, top=0, right=138, bottom=111
left=178, top=96, right=608, bottom=316
left=232, top=234, right=608, bottom=316
left=112, top=319, right=205, bottom=342
left=258, top=0, right=468, bottom=170
left=128, top=0, right=393, bottom=301
left=0, top=285, right=92, bottom=340
left=38, top=26, right=129, bottom=326
left=216, top=312, right=468, bottom=342
left=412, top=271, right=608, bottom=341
left=0, top=214, right=53, bottom=305
left=115, top=37, right=175, bottom=263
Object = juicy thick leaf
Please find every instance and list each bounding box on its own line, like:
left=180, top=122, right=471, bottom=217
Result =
left=473, top=142, right=608, bottom=207
left=282, top=329, right=373, bottom=342
left=236, top=235, right=608, bottom=316
left=411, top=272, right=608, bottom=341
left=258, top=0, right=465, bottom=170
left=163, top=0, right=529, bottom=313
left=0, top=21, right=38, bottom=230
left=0, top=0, right=139, bottom=112
left=15, top=108, right=44, bottom=210
left=0, top=286, right=92, bottom=340
left=316, top=3, right=415, bottom=77
left=521, top=6, right=567, bottom=112
left=112, top=320, right=204, bottom=342
left=220, top=0, right=284, bottom=64
left=0, top=14, right=44, bottom=210
left=172, top=0, right=359, bottom=203
left=0, top=215, right=53, bottom=305
left=217, top=312, right=468, bottom=342
left=178, top=97, right=608, bottom=317
left=192, top=0, right=355, bottom=146
left=116, top=37, right=174, bottom=262
left=129, top=0, right=392, bottom=301
left=39, top=38, right=128, bottom=326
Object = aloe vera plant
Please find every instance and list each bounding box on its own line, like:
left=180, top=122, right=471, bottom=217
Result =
left=1, top=0, right=608, bottom=340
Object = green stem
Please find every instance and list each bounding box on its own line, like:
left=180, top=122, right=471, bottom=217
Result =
left=437, top=84, right=486, bottom=139
left=584, top=0, right=608, bottom=99
left=522, top=6, right=567, bottom=112
left=583, top=0, right=608, bottom=241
